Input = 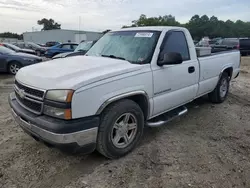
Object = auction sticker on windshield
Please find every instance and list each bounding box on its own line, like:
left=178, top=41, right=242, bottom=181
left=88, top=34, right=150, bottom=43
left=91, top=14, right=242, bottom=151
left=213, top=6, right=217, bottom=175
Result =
left=135, top=33, right=153, bottom=37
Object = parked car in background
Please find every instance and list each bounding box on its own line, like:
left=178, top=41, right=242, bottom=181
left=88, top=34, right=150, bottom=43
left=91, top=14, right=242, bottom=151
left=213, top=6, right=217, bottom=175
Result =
left=239, top=38, right=250, bottom=56
left=211, top=38, right=239, bottom=53
left=45, top=41, right=60, bottom=47
left=52, top=40, right=97, bottom=59
left=0, top=46, right=42, bottom=75
left=13, top=42, right=47, bottom=56
left=209, top=37, right=222, bottom=47
left=0, top=43, right=36, bottom=55
left=37, top=43, right=46, bottom=47
left=44, top=43, right=78, bottom=58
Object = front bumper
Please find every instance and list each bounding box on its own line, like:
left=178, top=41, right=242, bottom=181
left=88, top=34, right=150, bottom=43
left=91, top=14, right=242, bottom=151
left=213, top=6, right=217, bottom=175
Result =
left=9, top=92, right=99, bottom=153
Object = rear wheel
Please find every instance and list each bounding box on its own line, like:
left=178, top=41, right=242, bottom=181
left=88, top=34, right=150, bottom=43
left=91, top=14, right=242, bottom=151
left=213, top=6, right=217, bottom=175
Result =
left=208, top=72, right=230, bottom=103
left=8, top=62, right=22, bottom=75
left=97, top=99, right=144, bottom=159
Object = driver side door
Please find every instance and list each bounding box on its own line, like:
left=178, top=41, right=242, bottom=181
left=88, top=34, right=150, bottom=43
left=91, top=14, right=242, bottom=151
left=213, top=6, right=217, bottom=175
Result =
left=152, top=30, right=199, bottom=116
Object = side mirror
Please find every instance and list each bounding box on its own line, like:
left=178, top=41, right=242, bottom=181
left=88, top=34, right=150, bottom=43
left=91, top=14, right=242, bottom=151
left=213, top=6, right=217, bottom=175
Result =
left=157, top=52, right=183, bottom=66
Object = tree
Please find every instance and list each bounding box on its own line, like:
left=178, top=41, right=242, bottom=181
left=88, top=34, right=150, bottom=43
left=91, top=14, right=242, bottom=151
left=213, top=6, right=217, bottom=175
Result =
left=126, top=14, right=180, bottom=27
left=37, top=18, right=61, bottom=31
left=0, top=32, right=23, bottom=40
left=123, top=14, right=250, bottom=40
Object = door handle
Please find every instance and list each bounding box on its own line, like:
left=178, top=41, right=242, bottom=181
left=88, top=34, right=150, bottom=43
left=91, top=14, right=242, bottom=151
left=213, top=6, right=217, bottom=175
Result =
left=188, top=66, right=195, bottom=73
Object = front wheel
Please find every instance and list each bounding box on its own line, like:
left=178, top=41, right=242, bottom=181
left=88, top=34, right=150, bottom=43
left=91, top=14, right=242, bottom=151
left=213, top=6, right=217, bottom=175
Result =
left=208, top=72, right=230, bottom=103
left=8, top=62, right=22, bottom=75
left=97, top=99, right=144, bottom=159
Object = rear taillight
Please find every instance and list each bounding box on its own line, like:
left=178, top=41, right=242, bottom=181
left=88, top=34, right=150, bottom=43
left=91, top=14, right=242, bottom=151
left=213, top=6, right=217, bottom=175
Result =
left=237, top=44, right=240, bottom=49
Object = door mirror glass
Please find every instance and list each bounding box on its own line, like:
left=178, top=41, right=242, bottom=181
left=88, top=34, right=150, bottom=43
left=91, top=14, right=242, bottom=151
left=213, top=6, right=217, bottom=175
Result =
left=157, top=52, right=183, bottom=66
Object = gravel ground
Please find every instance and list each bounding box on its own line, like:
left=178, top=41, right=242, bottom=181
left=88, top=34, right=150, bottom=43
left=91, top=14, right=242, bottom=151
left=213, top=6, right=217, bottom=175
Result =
left=1, top=57, right=250, bottom=188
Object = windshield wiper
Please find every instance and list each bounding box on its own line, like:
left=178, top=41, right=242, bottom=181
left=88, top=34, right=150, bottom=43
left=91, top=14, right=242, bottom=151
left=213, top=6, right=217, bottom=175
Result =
left=101, top=54, right=126, bottom=60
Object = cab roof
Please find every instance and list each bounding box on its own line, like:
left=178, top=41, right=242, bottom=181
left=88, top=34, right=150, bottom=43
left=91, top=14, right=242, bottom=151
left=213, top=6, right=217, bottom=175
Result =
left=115, top=26, right=186, bottom=32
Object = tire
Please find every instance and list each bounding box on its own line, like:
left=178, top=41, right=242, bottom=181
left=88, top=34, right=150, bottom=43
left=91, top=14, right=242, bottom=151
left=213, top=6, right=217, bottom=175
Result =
left=8, top=61, right=22, bottom=75
left=97, top=99, right=144, bottom=159
left=208, top=72, right=230, bottom=103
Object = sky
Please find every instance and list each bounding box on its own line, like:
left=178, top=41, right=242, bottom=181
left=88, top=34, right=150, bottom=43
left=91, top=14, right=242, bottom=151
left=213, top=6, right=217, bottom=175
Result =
left=0, top=0, right=249, bottom=33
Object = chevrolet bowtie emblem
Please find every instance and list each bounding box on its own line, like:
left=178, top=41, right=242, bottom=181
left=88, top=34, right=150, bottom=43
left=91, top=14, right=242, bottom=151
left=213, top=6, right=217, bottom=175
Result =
left=18, top=89, right=25, bottom=99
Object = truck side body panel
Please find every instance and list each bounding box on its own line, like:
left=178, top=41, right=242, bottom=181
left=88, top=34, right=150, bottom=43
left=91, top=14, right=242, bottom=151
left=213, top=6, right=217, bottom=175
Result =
left=71, top=65, right=153, bottom=119
left=197, top=51, right=240, bottom=96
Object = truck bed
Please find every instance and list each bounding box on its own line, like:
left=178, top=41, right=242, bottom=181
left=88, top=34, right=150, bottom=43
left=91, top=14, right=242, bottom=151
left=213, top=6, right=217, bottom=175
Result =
left=196, top=50, right=240, bottom=97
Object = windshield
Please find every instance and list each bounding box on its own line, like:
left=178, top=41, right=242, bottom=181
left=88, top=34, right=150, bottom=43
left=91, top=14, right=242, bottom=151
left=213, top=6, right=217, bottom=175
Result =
left=28, top=42, right=41, bottom=48
left=0, top=46, right=15, bottom=54
left=5, top=43, right=20, bottom=51
left=75, top=41, right=94, bottom=52
left=86, top=30, right=161, bottom=64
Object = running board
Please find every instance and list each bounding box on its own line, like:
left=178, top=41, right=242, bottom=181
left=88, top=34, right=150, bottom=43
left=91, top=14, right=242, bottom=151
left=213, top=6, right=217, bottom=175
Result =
left=146, top=106, right=188, bottom=127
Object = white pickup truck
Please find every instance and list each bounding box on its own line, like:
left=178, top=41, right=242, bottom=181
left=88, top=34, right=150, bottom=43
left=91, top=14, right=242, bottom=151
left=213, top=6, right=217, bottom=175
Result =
left=9, top=26, right=240, bottom=159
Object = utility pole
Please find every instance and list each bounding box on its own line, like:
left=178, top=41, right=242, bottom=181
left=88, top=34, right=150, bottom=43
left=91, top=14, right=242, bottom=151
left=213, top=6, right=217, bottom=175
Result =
left=79, top=16, right=81, bottom=42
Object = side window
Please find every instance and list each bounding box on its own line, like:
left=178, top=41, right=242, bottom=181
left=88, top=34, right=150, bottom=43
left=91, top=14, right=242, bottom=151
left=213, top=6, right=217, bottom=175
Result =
left=161, top=31, right=190, bottom=61
left=240, top=39, right=250, bottom=47
left=61, top=44, right=71, bottom=49
left=71, top=44, right=77, bottom=50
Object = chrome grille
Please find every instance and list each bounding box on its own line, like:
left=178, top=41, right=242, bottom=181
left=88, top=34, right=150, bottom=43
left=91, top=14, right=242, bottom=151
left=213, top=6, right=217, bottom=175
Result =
left=14, top=80, right=45, bottom=114
left=15, top=80, right=44, bottom=99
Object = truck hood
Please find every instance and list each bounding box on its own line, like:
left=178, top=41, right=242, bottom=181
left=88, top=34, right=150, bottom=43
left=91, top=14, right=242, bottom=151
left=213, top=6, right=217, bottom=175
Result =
left=16, top=56, right=143, bottom=90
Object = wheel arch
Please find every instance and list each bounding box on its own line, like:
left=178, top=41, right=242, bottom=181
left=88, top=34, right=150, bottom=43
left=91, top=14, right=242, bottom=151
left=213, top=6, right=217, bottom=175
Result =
left=96, top=91, right=150, bottom=120
left=220, top=66, right=233, bottom=80
left=7, top=60, right=22, bottom=68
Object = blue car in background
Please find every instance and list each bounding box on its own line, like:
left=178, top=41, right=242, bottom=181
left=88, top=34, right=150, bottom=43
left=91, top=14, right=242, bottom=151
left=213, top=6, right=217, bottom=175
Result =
left=44, top=43, right=78, bottom=58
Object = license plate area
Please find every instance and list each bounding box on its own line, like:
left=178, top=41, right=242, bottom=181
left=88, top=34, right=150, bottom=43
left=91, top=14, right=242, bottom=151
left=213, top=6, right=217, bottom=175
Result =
left=11, top=109, right=32, bottom=129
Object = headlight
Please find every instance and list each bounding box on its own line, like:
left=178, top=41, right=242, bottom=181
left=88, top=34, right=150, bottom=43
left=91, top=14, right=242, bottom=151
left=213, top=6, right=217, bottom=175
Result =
left=44, top=90, right=74, bottom=119
left=45, top=90, right=74, bottom=102
left=43, top=105, right=72, bottom=120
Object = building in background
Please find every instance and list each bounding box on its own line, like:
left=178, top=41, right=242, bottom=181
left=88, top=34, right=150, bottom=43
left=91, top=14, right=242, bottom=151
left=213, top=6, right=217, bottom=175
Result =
left=23, top=29, right=103, bottom=44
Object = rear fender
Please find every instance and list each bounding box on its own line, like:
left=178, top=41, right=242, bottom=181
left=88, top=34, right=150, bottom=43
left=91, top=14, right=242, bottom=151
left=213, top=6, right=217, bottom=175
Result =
left=219, top=66, right=233, bottom=80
